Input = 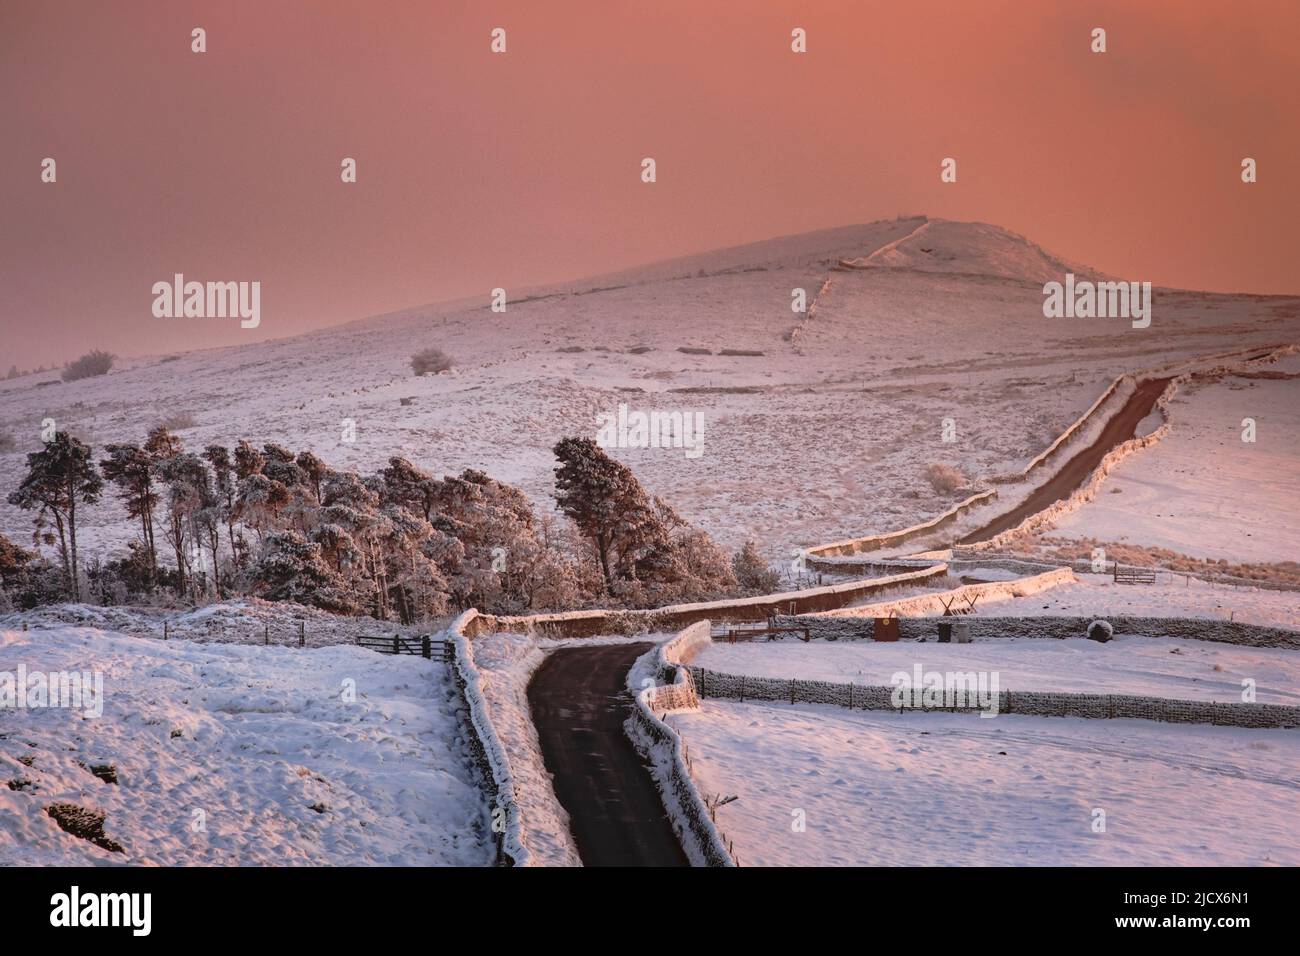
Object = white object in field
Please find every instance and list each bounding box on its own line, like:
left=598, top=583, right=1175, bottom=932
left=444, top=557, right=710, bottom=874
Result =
left=953, top=620, right=971, bottom=643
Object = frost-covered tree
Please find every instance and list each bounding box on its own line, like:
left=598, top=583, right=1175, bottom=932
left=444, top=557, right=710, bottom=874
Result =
left=100, top=443, right=160, bottom=581
left=732, top=539, right=779, bottom=594
left=155, top=451, right=215, bottom=598
left=380, top=457, right=436, bottom=521
left=253, top=530, right=357, bottom=612
left=552, top=437, right=668, bottom=593
left=317, top=470, right=390, bottom=617
left=203, top=445, right=242, bottom=568
left=295, top=450, right=329, bottom=504
left=235, top=472, right=290, bottom=544
left=7, top=432, right=103, bottom=598
left=0, top=531, right=36, bottom=607
left=551, top=437, right=733, bottom=604
left=232, top=439, right=265, bottom=480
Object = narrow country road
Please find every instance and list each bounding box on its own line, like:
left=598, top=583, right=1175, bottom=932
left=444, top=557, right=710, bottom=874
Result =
left=959, top=377, right=1172, bottom=544
left=527, top=643, right=689, bottom=867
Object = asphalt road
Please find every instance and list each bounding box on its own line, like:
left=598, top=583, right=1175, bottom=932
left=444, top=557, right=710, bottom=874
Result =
left=527, top=643, right=690, bottom=867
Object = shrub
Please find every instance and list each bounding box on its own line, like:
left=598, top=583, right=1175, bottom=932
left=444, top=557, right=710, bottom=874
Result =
left=410, top=348, right=454, bottom=376
left=732, top=540, right=779, bottom=593
left=1087, top=619, right=1114, bottom=643
left=923, top=462, right=966, bottom=495
left=61, top=350, right=115, bottom=382
left=155, top=411, right=198, bottom=431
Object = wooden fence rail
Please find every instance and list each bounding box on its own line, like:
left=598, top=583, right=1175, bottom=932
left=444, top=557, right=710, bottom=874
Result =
left=1113, top=566, right=1157, bottom=585
left=355, top=634, right=452, bottom=661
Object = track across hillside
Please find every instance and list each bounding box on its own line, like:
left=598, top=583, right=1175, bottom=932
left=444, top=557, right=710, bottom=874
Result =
left=958, top=377, right=1172, bottom=545
left=527, top=643, right=689, bottom=867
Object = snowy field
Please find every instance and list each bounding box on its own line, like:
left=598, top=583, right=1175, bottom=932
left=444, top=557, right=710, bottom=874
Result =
left=0, top=626, right=491, bottom=865
left=978, top=572, right=1300, bottom=630
left=1052, top=357, right=1300, bottom=563
left=670, top=701, right=1300, bottom=866
left=694, top=634, right=1300, bottom=704
left=3, top=218, right=1296, bottom=565
left=0, top=598, right=427, bottom=647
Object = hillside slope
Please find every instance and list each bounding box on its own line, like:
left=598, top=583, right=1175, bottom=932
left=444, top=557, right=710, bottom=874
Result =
left=2, top=218, right=1297, bottom=564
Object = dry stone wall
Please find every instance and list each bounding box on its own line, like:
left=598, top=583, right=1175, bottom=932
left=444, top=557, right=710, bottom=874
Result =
left=772, top=612, right=1300, bottom=649
left=689, top=665, right=1300, bottom=729
left=447, top=610, right=529, bottom=866
left=625, top=622, right=736, bottom=867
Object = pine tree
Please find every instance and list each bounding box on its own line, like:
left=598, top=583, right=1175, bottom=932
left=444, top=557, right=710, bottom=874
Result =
left=0, top=531, right=35, bottom=587
left=318, top=471, right=389, bottom=617
left=295, top=450, right=329, bottom=504
left=552, top=437, right=668, bottom=593
left=100, top=443, right=160, bottom=581
left=155, top=452, right=212, bottom=598
left=732, top=539, right=779, bottom=593
left=203, top=445, right=241, bottom=567
left=254, top=530, right=357, bottom=612
left=233, top=439, right=266, bottom=480
left=7, top=432, right=103, bottom=598
left=380, top=457, right=436, bottom=520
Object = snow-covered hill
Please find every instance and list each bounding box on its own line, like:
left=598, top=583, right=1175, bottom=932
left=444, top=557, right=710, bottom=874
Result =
left=2, top=217, right=1297, bottom=565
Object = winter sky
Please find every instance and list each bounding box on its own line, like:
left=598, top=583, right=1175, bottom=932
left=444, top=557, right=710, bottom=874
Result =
left=2, top=1, right=1297, bottom=368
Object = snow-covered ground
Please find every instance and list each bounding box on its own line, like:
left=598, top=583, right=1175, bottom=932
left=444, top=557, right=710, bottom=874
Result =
left=669, top=701, right=1300, bottom=866
left=3, top=218, right=1295, bottom=567
left=980, top=572, right=1300, bottom=630
left=0, top=626, right=491, bottom=865
left=1052, top=356, right=1300, bottom=563
left=694, top=634, right=1300, bottom=704
left=0, top=599, right=429, bottom=647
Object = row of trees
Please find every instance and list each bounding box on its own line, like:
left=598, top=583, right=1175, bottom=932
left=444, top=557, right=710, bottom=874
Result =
left=2, top=431, right=773, bottom=620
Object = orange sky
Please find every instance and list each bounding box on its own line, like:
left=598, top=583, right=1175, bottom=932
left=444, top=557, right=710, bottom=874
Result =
left=2, top=0, right=1297, bottom=369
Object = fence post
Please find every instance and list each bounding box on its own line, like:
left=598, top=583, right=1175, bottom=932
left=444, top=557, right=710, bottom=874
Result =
left=422, top=635, right=431, bottom=659
left=393, top=634, right=400, bottom=655
left=163, top=622, right=168, bottom=641
left=790, top=678, right=796, bottom=705
left=299, top=621, right=305, bottom=647
left=264, top=624, right=269, bottom=645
